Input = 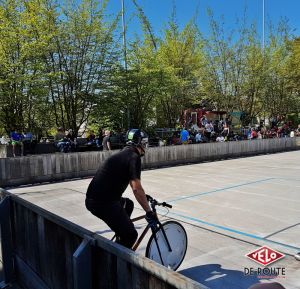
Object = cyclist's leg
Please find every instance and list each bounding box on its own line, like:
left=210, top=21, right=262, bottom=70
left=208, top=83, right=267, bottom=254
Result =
left=86, top=199, right=137, bottom=249
left=103, top=201, right=137, bottom=248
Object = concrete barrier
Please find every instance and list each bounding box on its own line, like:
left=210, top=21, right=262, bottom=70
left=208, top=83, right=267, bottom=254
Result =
left=0, top=189, right=206, bottom=289
left=0, top=138, right=298, bottom=187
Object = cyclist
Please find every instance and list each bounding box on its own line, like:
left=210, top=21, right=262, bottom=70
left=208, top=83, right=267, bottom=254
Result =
left=85, top=129, right=158, bottom=249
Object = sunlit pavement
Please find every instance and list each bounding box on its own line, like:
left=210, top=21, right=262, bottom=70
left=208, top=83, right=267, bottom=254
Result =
left=8, top=150, right=300, bottom=289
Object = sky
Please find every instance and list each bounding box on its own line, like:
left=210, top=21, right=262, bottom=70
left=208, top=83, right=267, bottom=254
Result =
left=106, top=0, right=300, bottom=40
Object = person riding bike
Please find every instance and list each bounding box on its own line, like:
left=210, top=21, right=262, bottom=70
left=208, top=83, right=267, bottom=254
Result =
left=85, top=128, right=158, bottom=248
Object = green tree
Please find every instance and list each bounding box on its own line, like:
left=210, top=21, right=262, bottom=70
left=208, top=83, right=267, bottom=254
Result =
left=0, top=0, right=54, bottom=135
left=261, top=20, right=297, bottom=122
left=155, top=15, right=202, bottom=127
left=45, top=0, right=118, bottom=136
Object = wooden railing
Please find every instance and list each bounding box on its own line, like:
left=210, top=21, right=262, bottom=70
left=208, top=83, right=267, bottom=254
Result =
left=0, top=138, right=298, bottom=187
left=0, top=189, right=207, bottom=289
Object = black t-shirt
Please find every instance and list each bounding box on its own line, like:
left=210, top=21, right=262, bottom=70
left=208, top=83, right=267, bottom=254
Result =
left=86, top=146, right=141, bottom=203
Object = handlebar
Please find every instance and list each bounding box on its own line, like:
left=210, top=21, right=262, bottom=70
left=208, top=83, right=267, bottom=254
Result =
left=146, top=194, right=172, bottom=210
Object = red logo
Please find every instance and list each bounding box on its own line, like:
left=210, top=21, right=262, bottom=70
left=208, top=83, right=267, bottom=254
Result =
left=246, top=246, right=285, bottom=266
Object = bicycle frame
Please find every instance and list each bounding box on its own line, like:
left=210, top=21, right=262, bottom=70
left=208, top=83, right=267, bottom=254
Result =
left=131, top=215, right=172, bottom=266
left=111, top=214, right=172, bottom=266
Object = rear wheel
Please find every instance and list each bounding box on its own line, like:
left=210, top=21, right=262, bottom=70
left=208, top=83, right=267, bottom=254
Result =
left=145, top=221, right=187, bottom=271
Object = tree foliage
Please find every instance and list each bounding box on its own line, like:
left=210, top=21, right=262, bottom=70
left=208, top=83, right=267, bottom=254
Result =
left=0, top=1, right=299, bottom=136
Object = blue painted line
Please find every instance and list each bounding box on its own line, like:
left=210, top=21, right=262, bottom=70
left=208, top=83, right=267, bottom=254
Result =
left=168, top=178, right=275, bottom=203
left=168, top=210, right=300, bottom=251
left=274, top=178, right=300, bottom=182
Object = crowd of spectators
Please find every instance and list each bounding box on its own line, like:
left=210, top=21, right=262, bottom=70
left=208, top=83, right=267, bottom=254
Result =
left=168, top=117, right=300, bottom=146
left=0, top=129, right=36, bottom=157
left=1, top=120, right=300, bottom=156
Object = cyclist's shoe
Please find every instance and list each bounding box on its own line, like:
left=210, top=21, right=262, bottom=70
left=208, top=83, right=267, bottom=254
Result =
left=295, top=252, right=300, bottom=261
left=145, top=211, right=159, bottom=231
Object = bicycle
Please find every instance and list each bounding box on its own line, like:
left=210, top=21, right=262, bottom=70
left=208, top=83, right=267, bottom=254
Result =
left=112, top=195, right=188, bottom=271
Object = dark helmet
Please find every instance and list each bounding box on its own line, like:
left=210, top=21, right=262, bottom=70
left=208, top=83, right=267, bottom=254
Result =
left=126, top=129, right=148, bottom=148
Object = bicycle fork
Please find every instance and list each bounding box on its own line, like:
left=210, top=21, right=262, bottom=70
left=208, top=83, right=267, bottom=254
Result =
left=151, top=221, right=172, bottom=266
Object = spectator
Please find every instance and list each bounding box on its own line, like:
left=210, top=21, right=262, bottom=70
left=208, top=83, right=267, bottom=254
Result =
left=257, top=131, right=263, bottom=139
left=171, top=131, right=181, bottom=145
left=66, top=129, right=76, bottom=151
left=54, top=127, right=68, bottom=152
left=290, top=130, right=295, bottom=138
left=102, top=130, right=111, bottom=151
left=221, top=124, right=230, bottom=139
left=195, top=131, right=203, bottom=143
left=296, top=124, right=300, bottom=136
left=180, top=127, right=189, bottom=144
left=54, top=127, right=65, bottom=142
left=10, top=129, right=24, bottom=157
left=0, top=135, right=9, bottom=145
left=95, top=128, right=104, bottom=149
left=205, top=121, right=214, bottom=140
left=216, top=134, right=225, bottom=142
left=201, top=115, right=208, bottom=127
left=250, top=128, right=258, bottom=139
left=23, top=129, right=35, bottom=155
left=86, top=130, right=96, bottom=146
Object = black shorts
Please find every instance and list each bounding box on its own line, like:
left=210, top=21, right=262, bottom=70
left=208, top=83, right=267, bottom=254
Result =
left=85, top=197, right=137, bottom=249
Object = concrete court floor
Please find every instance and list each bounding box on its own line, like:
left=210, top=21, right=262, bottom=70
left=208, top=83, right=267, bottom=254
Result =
left=7, top=150, right=300, bottom=289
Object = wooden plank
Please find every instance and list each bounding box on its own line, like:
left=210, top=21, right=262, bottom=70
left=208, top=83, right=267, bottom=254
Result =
left=14, top=255, right=49, bottom=289
left=93, top=248, right=117, bottom=289
left=117, top=258, right=132, bottom=289
left=37, top=215, right=48, bottom=281
left=131, top=267, right=149, bottom=289
left=72, top=237, right=93, bottom=289
left=23, top=206, right=40, bottom=271
left=149, top=275, right=166, bottom=289
left=93, top=238, right=205, bottom=289
left=2, top=190, right=207, bottom=289
left=41, top=218, right=82, bottom=289
left=1, top=138, right=298, bottom=187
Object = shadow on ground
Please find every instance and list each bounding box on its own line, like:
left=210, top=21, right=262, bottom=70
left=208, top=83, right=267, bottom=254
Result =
left=179, top=264, right=275, bottom=289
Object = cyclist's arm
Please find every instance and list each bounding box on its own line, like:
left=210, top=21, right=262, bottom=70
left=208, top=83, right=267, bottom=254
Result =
left=130, top=179, right=151, bottom=212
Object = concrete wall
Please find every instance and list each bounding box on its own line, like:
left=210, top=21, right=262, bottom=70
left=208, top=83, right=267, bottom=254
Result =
left=0, top=138, right=297, bottom=187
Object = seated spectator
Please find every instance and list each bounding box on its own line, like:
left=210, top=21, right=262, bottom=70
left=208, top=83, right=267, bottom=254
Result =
left=10, top=129, right=24, bottom=157
left=180, top=127, right=189, bottom=144
left=257, top=131, right=262, bottom=139
left=195, top=131, right=203, bottom=143
left=250, top=128, right=258, bottom=139
left=171, top=132, right=181, bottom=145
left=296, top=124, right=300, bottom=136
left=22, top=130, right=36, bottom=155
left=201, top=115, right=208, bottom=126
left=54, top=127, right=72, bottom=153
left=188, top=130, right=195, bottom=143
left=216, top=134, right=225, bottom=142
left=221, top=124, right=230, bottom=138
left=0, top=135, right=9, bottom=145
left=290, top=130, right=295, bottom=138
left=54, top=127, right=65, bottom=142
left=205, top=121, right=214, bottom=140
left=86, top=130, right=96, bottom=146
left=66, top=129, right=76, bottom=151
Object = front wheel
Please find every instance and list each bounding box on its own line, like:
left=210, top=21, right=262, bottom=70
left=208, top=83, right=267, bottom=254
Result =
left=145, top=221, right=187, bottom=271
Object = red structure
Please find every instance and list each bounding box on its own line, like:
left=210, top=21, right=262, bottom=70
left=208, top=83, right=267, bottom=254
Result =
left=181, top=108, right=227, bottom=128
